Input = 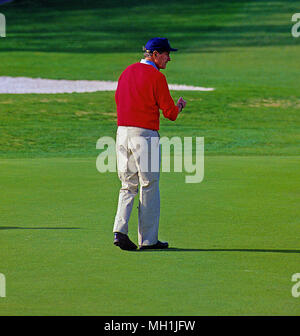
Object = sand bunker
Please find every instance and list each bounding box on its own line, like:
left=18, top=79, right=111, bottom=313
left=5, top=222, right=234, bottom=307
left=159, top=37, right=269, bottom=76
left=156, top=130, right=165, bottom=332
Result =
left=0, top=77, right=214, bottom=94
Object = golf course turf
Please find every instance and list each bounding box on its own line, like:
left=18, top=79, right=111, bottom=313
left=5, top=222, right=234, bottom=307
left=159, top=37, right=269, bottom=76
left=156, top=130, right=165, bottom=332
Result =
left=0, top=0, right=300, bottom=315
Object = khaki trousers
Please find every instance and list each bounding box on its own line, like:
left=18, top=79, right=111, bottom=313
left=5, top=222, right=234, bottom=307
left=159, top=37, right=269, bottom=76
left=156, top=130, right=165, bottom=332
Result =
left=113, top=126, right=160, bottom=246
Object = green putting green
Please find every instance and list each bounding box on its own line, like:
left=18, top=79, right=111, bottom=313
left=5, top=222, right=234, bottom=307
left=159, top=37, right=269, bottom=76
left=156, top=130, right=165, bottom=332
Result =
left=0, top=156, right=299, bottom=315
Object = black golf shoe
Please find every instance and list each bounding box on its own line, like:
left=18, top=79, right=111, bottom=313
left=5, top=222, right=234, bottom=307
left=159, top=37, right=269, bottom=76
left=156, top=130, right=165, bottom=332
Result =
left=139, top=240, right=169, bottom=250
left=114, top=232, right=137, bottom=251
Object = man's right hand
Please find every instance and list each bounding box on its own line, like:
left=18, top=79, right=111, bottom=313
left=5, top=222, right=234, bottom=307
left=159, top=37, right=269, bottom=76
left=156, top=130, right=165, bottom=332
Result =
left=177, top=97, right=187, bottom=112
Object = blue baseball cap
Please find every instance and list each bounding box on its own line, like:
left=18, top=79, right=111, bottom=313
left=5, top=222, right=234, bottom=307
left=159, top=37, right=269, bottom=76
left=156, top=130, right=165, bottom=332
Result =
left=144, top=37, right=178, bottom=52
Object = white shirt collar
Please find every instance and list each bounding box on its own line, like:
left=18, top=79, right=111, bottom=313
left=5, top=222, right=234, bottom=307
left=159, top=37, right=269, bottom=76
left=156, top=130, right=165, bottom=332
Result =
left=140, top=59, right=159, bottom=70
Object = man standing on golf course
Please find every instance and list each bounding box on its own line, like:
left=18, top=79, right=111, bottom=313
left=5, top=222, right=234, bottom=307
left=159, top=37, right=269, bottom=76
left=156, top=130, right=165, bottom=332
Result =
left=113, top=37, right=187, bottom=251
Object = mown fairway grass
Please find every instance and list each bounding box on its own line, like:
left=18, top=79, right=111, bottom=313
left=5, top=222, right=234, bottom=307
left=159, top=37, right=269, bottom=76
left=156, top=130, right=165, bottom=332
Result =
left=0, top=0, right=300, bottom=315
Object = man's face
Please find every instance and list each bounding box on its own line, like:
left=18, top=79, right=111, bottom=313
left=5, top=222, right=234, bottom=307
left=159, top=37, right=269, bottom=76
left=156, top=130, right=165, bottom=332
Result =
left=153, top=51, right=171, bottom=69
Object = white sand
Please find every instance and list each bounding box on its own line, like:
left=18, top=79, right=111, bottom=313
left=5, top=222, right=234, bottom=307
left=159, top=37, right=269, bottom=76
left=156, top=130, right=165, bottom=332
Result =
left=0, top=76, right=214, bottom=94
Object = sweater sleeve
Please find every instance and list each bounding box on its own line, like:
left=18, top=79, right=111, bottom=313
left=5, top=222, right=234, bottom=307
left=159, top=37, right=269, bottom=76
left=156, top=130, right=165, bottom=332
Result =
left=115, top=73, right=122, bottom=105
left=155, top=73, right=179, bottom=121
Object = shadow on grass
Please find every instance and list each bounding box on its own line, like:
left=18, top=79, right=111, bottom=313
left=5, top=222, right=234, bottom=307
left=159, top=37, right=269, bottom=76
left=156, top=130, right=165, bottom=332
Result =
left=0, top=226, right=80, bottom=230
left=136, top=247, right=300, bottom=254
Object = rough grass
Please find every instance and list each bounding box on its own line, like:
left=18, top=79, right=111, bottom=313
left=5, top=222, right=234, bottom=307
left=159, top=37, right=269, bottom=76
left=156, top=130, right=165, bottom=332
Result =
left=1, top=82, right=299, bottom=157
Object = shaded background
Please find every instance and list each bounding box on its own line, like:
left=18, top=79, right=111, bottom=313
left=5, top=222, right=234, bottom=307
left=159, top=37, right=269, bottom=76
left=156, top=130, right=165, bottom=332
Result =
left=0, top=0, right=299, bottom=53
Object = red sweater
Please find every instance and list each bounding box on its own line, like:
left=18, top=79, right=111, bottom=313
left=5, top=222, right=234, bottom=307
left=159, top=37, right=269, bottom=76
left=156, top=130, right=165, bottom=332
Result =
left=115, top=62, right=179, bottom=130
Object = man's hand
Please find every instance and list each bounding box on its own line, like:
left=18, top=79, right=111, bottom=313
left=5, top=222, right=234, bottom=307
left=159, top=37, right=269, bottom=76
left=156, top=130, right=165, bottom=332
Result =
left=177, top=97, right=187, bottom=112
